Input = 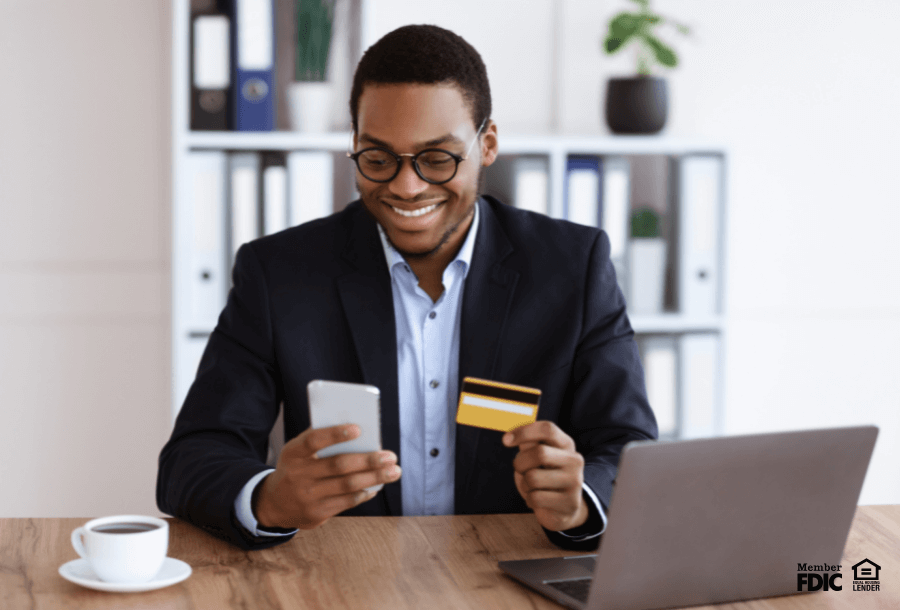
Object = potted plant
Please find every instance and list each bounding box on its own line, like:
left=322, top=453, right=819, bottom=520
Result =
left=602, top=0, right=690, bottom=134
left=287, top=0, right=336, bottom=132
left=627, top=207, right=667, bottom=313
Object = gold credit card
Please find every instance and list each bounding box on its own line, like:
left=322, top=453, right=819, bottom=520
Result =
left=456, top=377, right=541, bottom=432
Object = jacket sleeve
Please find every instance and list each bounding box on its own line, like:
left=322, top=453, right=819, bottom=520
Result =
left=542, top=230, right=659, bottom=552
left=156, top=243, right=295, bottom=550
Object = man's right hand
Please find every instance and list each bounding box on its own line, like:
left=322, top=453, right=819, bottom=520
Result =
left=253, top=424, right=401, bottom=530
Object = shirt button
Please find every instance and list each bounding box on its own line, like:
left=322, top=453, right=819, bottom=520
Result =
left=428, top=311, right=436, bottom=319
left=429, top=379, right=439, bottom=389
left=430, top=448, right=440, bottom=457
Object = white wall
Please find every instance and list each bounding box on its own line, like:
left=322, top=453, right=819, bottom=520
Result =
left=1, top=0, right=896, bottom=517
left=0, top=0, right=172, bottom=517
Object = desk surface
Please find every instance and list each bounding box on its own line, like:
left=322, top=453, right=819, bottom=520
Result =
left=1, top=506, right=897, bottom=609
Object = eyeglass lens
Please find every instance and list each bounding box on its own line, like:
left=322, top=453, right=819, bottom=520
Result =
left=357, top=149, right=457, bottom=183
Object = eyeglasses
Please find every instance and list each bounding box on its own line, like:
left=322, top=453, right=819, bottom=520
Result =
left=347, top=118, right=487, bottom=185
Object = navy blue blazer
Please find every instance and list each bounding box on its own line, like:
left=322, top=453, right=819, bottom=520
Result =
left=156, top=195, right=657, bottom=551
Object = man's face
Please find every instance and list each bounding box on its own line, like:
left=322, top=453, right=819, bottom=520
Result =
left=354, top=83, right=496, bottom=259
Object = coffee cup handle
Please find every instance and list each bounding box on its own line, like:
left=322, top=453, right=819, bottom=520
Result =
left=71, top=527, right=88, bottom=559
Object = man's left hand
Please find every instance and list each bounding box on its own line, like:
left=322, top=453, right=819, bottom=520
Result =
left=503, top=421, right=589, bottom=532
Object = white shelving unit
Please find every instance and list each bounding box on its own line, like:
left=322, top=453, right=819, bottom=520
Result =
left=171, top=0, right=728, bottom=441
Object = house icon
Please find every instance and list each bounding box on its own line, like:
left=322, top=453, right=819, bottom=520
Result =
left=852, top=559, right=881, bottom=580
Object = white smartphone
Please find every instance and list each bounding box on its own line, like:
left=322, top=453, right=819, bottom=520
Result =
left=307, top=380, right=384, bottom=493
left=307, top=379, right=382, bottom=448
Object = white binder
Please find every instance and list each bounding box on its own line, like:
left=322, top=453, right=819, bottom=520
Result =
left=678, top=155, right=722, bottom=315
left=638, top=335, right=678, bottom=438
left=184, top=151, right=227, bottom=330
left=601, top=157, right=630, bottom=296
left=565, top=156, right=601, bottom=227
left=228, top=152, right=261, bottom=276
left=513, top=157, right=549, bottom=215
left=262, top=153, right=288, bottom=236
left=288, top=152, right=334, bottom=226
left=193, top=15, right=230, bottom=89
left=679, top=333, right=719, bottom=439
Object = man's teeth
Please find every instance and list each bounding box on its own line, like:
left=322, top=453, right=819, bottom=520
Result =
left=391, top=203, right=440, bottom=217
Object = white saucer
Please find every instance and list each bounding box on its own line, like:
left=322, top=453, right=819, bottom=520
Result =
left=59, top=557, right=192, bottom=592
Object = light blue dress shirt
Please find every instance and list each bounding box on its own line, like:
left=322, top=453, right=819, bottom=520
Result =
left=234, top=200, right=605, bottom=539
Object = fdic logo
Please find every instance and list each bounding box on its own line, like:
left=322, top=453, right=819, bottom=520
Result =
left=797, top=563, right=842, bottom=591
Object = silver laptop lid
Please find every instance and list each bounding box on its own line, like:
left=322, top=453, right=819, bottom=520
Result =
left=587, top=425, right=878, bottom=610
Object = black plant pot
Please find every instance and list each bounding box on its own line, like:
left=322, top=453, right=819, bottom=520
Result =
left=604, top=77, right=668, bottom=135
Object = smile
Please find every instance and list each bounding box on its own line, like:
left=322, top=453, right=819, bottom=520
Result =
left=389, top=202, right=442, bottom=217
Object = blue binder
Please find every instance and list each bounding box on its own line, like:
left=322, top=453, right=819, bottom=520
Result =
left=230, top=0, right=276, bottom=131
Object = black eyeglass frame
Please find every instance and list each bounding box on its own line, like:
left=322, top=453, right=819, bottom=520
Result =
left=347, top=118, right=487, bottom=185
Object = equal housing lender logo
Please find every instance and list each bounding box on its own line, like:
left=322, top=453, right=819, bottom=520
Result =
left=796, top=558, right=883, bottom=593
left=851, top=558, right=881, bottom=592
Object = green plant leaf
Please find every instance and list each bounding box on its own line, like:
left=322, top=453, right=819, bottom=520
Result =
left=610, top=13, right=641, bottom=38
left=642, top=33, right=678, bottom=67
left=604, top=13, right=640, bottom=54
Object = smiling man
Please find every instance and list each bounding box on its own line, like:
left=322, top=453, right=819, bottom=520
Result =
left=157, top=24, right=657, bottom=551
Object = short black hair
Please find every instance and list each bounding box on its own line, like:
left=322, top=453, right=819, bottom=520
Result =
left=349, top=24, right=492, bottom=133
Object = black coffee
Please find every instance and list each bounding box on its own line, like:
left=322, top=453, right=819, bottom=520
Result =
left=91, top=523, right=160, bottom=534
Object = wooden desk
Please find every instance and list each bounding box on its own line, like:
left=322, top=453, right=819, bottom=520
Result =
left=1, top=506, right=897, bottom=609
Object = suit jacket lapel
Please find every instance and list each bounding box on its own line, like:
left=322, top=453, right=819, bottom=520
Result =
left=455, top=197, right=519, bottom=512
left=335, top=205, right=402, bottom=517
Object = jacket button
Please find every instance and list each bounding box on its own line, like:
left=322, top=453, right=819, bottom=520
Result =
left=429, top=379, right=439, bottom=389
left=430, top=448, right=439, bottom=457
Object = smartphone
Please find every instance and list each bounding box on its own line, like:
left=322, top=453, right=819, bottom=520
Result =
left=307, top=380, right=384, bottom=493
left=306, top=380, right=382, bottom=454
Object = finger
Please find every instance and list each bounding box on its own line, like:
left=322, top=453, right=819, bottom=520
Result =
left=523, top=489, right=581, bottom=515
left=519, top=467, right=581, bottom=493
left=513, top=445, right=583, bottom=475
left=319, top=487, right=381, bottom=520
left=289, top=424, right=360, bottom=459
left=314, top=464, right=401, bottom=499
left=307, top=450, right=397, bottom=480
left=305, top=487, right=380, bottom=526
left=503, top=421, right=575, bottom=451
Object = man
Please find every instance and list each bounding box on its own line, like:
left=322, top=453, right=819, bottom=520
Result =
left=157, top=24, right=657, bottom=552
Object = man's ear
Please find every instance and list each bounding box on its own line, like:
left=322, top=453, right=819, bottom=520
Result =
left=481, top=120, right=499, bottom=167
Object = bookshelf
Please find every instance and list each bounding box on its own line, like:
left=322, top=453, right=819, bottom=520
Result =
left=171, top=0, right=729, bottom=442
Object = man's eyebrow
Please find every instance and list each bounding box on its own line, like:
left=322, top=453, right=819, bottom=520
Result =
left=358, top=132, right=464, bottom=150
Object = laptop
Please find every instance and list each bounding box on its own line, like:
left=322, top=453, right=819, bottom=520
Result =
left=499, top=425, right=878, bottom=610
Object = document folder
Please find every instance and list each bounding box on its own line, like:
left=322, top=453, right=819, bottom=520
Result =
left=228, top=152, right=261, bottom=279
left=601, top=157, right=630, bottom=297
left=262, top=151, right=288, bottom=235
left=565, top=156, right=601, bottom=228
left=288, top=152, right=334, bottom=226
left=231, top=0, right=276, bottom=131
left=184, top=151, right=228, bottom=329
left=677, top=155, right=722, bottom=315
left=191, top=10, right=231, bottom=130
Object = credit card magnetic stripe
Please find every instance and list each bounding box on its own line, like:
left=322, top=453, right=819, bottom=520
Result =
left=456, top=377, right=541, bottom=432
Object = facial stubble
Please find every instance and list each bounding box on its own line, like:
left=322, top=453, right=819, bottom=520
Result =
left=356, top=168, right=483, bottom=261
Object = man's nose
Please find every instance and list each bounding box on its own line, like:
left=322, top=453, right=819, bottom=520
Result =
left=387, top=158, right=430, bottom=199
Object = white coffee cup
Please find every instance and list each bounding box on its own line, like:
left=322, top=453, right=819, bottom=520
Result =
left=71, top=515, right=169, bottom=583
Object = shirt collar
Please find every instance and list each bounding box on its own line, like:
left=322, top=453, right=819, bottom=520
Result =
left=376, top=197, right=480, bottom=279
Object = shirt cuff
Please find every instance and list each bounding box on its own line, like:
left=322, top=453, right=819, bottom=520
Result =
left=554, top=482, right=607, bottom=540
left=234, top=469, right=299, bottom=537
